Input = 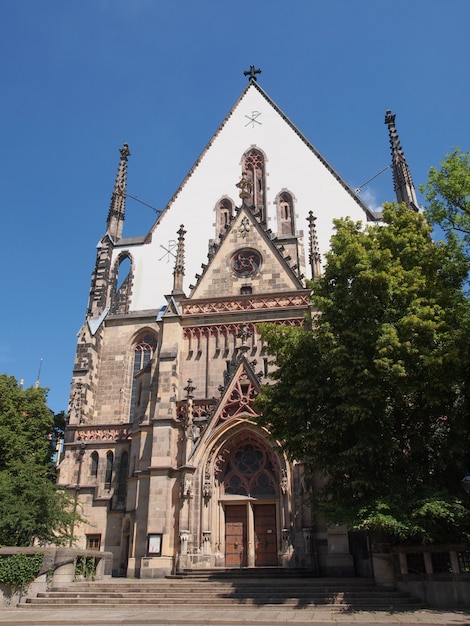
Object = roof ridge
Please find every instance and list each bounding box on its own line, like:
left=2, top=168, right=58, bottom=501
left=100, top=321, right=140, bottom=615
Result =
left=250, top=82, right=376, bottom=221
left=148, top=82, right=253, bottom=234
left=148, top=81, right=377, bottom=240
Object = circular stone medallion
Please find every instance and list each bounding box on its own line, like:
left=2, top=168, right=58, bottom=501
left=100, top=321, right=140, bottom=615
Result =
left=231, top=249, right=261, bottom=277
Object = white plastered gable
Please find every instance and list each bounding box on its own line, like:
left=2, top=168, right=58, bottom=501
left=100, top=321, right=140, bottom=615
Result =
left=115, top=82, right=374, bottom=313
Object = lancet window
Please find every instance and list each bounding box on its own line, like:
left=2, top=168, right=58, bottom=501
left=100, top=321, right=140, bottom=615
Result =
left=129, top=334, right=157, bottom=423
left=117, top=451, right=129, bottom=503
left=90, top=451, right=99, bottom=480
left=276, top=191, right=295, bottom=235
left=105, top=451, right=114, bottom=490
left=216, top=198, right=234, bottom=237
left=111, top=253, right=133, bottom=314
left=242, top=148, right=266, bottom=222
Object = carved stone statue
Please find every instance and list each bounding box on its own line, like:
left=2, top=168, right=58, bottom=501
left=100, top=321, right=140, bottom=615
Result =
left=236, top=172, right=252, bottom=200
left=202, top=475, right=212, bottom=498
left=182, top=475, right=193, bottom=498
left=280, top=469, right=288, bottom=495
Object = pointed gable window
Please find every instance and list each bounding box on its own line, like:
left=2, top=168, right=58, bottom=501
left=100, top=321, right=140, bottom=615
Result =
left=242, top=148, right=266, bottom=222
left=276, top=191, right=295, bottom=235
left=216, top=198, right=233, bottom=237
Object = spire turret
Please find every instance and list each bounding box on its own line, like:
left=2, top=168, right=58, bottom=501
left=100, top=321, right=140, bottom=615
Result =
left=307, top=211, right=321, bottom=280
left=172, top=225, right=186, bottom=295
left=385, top=111, right=418, bottom=211
left=107, top=143, right=131, bottom=239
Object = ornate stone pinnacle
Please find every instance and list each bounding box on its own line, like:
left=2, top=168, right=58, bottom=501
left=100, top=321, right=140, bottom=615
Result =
left=307, top=211, right=321, bottom=280
left=119, top=143, right=131, bottom=160
left=172, top=224, right=186, bottom=293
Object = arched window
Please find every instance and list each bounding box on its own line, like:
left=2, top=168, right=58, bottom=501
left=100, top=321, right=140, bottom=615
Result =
left=111, top=254, right=133, bottom=314
left=242, top=149, right=266, bottom=222
left=276, top=191, right=295, bottom=235
left=90, top=451, right=99, bottom=480
left=216, top=198, right=233, bottom=237
left=117, top=451, right=129, bottom=503
left=116, top=256, right=131, bottom=291
left=129, top=334, right=157, bottom=422
left=105, top=451, right=114, bottom=490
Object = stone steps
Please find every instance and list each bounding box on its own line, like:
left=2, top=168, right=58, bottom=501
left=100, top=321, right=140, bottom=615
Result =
left=23, top=573, right=423, bottom=611
left=31, top=591, right=414, bottom=601
left=23, top=598, right=423, bottom=612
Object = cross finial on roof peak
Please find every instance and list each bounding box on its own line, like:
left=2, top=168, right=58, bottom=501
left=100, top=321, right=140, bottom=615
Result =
left=243, top=65, right=262, bottom=82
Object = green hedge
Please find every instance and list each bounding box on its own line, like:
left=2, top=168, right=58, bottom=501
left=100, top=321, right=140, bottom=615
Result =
left=0, top=553, right=43, bottom=590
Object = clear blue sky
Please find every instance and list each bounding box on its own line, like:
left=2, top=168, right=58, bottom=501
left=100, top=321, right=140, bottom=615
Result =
left=1, top=0, right=468, bottom=414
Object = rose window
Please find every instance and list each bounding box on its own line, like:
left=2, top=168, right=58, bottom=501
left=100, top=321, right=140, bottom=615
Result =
left=231, top=249, right=261, bottom=277
left=222, top=443, right=277, bottom=497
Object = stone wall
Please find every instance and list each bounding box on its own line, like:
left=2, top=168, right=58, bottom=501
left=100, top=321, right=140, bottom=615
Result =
left=0, top=547, right=113, bottom=606
left=374, top=544, right=470, bottom=609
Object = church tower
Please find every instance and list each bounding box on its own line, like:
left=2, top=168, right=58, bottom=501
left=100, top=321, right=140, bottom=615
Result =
left=58, top=71, right=400, bottom=579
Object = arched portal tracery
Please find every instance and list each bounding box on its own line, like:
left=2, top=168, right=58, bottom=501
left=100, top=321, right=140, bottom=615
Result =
left=213, top=432, right=281, bottom=494
left=223, top=443, right=278, bottom=497
left=191, top=429, right=292, bottom=569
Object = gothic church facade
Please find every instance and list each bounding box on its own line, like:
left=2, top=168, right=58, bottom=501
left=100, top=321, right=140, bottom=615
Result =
left=58, top=73, right=416, bottom=578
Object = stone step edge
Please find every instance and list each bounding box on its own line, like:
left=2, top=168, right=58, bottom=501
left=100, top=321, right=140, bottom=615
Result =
left=20, top=601, right=424, bottom=609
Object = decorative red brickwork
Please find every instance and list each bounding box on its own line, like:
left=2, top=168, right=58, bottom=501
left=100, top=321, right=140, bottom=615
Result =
left=75, top=425, right=131, bottom=442
left=176, top=399, right=216, bottom=419
left=182, top=293, right=309, bottom=315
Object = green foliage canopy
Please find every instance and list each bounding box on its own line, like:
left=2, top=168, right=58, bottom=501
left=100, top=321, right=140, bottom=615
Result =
left=0, top=374, right=76, bottom=546
left=421, top=149, right=470, bottom=253
left=256, top=204, right=470, bottom=543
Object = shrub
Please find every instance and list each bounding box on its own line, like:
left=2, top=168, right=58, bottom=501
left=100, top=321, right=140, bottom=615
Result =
left=0, top=553, right=43, bottom=590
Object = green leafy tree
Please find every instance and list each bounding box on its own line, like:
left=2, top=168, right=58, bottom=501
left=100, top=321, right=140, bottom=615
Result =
left=421, top=149, right=470, bottom=252
left=257, top=204, right=470, bottom=543
left=0, top=374, right=76, bottom=546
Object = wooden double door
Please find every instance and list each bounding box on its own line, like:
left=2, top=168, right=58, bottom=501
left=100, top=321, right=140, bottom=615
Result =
left=225, top=503, right=277, bottom=567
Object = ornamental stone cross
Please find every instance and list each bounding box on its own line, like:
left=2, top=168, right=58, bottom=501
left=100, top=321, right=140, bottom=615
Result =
left=243, top=66, right=262, bottom=82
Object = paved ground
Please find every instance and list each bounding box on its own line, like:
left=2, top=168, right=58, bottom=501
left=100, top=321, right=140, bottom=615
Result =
left=1, top=606, right=470, bottom=626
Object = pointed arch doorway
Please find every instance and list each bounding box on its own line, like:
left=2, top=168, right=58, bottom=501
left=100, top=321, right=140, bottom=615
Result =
left=224, top=502, right=277, bottom=567
left=220, top=438, right=280, bottom=568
